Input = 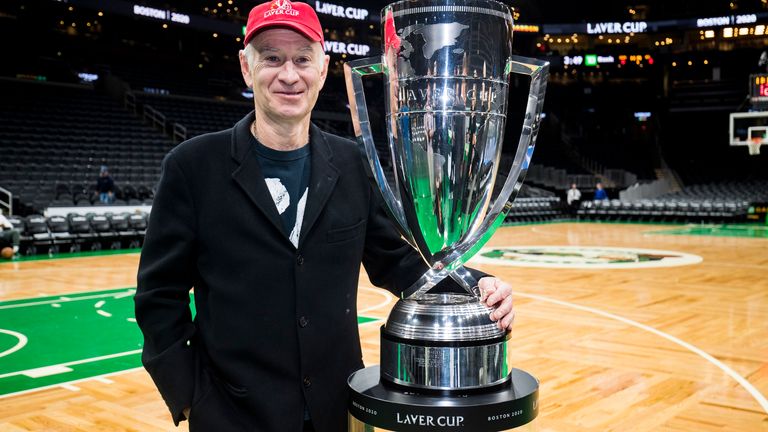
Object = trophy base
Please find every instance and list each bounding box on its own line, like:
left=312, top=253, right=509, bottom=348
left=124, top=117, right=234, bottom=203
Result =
left=381, top=294, right=511, bottom=391
left=348, top=365, right=538, bottom=432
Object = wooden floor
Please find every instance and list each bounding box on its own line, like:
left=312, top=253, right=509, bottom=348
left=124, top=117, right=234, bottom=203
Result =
left=0, top=222, right=767, bottom=431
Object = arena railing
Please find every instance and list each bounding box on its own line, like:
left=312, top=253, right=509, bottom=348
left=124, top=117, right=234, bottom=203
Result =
left=0, top=186, right=12, bottom=215
left=173, top=123, right=187, bottom=143
left=143, top=105, right=167, bottom=134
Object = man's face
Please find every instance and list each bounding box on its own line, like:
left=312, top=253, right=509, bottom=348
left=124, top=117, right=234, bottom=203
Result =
left=239, top=28, right=329, bottom=123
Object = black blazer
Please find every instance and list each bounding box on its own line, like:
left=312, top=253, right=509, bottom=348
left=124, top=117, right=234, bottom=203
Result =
left=134, top=112, right=433, bottom=431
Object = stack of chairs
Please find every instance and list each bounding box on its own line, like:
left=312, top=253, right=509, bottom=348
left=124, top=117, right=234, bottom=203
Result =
left=505, top=197, right=564, bottom=223
left=6, top=212, right=150, bottom=256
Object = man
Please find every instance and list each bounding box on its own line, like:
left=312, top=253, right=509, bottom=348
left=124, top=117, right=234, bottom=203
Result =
left=594, top=181, right=608, bottom=201
left=96, top=166, right=115, bottom=204
left=134, top=1, right=516, bottom=431
left=566, top=182, right=581, bottom=214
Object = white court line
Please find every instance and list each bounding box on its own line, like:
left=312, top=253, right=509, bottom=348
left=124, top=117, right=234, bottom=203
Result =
left=94, top=377, right=113, bottom=384
left=0, top=349, right=142, bottom=379
left=515, top=291, right=768, bottom=415
left=113, top=289, right=136, bottom=299
left=94, top=300, right=105, bottom=308
left=96, top=310, right=112, bottom=318
left=0, top=367, right=145, bottom=400
left=358, top=286, right=392, bottom=315
left=0, top=290, right=135, bottom=310
left=22, top=365, right=73, bottom=378
left=59, top=384, right=80, bottom=392
left=0, top=329, right=28, bottom=359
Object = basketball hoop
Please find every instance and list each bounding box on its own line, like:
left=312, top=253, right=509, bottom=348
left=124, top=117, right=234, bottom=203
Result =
left=748, top=137, right=763, bottom=155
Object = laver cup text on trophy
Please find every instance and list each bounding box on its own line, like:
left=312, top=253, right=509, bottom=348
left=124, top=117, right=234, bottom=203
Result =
left=345, top=0, right=548, bottom=430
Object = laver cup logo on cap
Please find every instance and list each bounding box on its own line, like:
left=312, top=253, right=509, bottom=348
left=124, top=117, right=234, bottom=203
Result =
left=244, top=0, right=324, bottom=46
left=265, top=0, right=298, bottom=17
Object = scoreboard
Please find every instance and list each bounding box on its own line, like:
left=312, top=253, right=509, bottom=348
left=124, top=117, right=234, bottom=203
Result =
left=751, top=74, right=768, bottom=102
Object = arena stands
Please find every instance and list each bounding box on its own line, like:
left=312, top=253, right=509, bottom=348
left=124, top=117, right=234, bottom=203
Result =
left=577, top=180, right=767, bottom=223
left=0, top=79, right=171, bottom=215
left=134, top=92, right=252, bottom=139
left=1, top=0, right=767, bottom=260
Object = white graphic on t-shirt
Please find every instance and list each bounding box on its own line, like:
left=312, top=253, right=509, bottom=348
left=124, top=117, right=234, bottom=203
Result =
left=265, top=178, right=290, bottom=214
left=289, top=188, right=308, bottom=248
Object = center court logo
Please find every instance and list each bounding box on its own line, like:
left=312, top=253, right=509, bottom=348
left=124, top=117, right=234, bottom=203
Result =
left=470, top=246, right=702, bottom=269
left=265, top=0, right=299, bottom=18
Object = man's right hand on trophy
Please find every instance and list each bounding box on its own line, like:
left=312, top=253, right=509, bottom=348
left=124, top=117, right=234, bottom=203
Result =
left=478, top=277, right=515, bottom=331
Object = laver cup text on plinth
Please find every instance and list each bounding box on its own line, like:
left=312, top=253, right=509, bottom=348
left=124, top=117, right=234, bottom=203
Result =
left=344, top=0, right=548, bottom=430
left=347, top=366, right=539, bottom=432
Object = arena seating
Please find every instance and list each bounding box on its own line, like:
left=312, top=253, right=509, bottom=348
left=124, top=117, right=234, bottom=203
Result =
left=132, top=89, right=353, bottom=141
left=0, top=80, right=173, bottom=214
left=6, top=212, right=149, bottom=255
left=2, top=68, right=764, bottom=258
left=658, top=180, right=768, bottom=202
left=576, top=180, right=766, bottom=223
left=505, top=197, right=564, bottom=223
left=134, top=92, right=252, bottom=138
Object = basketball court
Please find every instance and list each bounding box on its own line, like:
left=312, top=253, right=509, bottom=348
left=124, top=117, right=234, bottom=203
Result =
left=2, top=0, right=768, bottom=430
left=0, top=222, right=766, bottom=430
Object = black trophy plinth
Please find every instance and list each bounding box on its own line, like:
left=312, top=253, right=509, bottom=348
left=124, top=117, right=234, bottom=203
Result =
left=348, top=366, right=538, bottom=432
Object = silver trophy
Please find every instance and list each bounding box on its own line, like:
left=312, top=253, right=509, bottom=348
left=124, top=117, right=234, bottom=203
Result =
left=344, top=0, right=548, bottom=396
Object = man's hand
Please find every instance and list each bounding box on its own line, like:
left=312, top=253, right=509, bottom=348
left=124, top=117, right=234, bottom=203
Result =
left=478, top=277, right=515, bottom=331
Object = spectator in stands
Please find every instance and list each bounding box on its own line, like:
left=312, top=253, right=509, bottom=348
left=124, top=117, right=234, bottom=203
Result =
left=0, top=212, right=20, bottom=256
left=134, top=2, right=516, bottom=432
left=567, top=183, right=581, bottom=214
left=594, top=181, right=608, bottom=201
left=96, top=165, right=115, bottom=204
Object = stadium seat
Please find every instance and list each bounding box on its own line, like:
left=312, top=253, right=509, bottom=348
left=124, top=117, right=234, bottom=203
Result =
left=108, top=213, right=134, bottom=248
left=24, top=215, right=51, bottom=255
left=46, top=216, right=76, bottom=254
left=67, top=214, right=96, bottom=252
left=87, top=214, right=116, bottom=250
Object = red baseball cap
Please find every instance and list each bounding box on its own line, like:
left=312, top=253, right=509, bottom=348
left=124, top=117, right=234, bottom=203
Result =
left=243, top=0, right=324, bottom=46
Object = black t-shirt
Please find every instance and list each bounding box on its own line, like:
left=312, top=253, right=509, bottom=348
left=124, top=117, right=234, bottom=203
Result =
left=252, top=136, right=311, bottom=247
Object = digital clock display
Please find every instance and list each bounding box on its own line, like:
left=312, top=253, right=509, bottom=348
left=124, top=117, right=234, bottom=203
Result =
left=759, top=83, right=768, bottom=98
left=752, top=74, right=768, bottom=99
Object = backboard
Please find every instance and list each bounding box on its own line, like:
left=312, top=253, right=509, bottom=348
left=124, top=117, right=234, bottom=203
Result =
left=730, top=111, right=768, bottom=155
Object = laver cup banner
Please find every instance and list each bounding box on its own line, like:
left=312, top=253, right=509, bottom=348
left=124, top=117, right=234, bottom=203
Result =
left=345, top=0, right=548, bottom=430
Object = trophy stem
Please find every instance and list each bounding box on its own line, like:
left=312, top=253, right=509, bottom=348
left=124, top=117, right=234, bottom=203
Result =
left=449, top=266, right=481, bottom=297
left=398, top=264, right=477, bottom=299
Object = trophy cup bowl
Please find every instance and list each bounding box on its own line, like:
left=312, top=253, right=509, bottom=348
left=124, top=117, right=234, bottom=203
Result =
left=345, top=0, right=548, bottom=422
